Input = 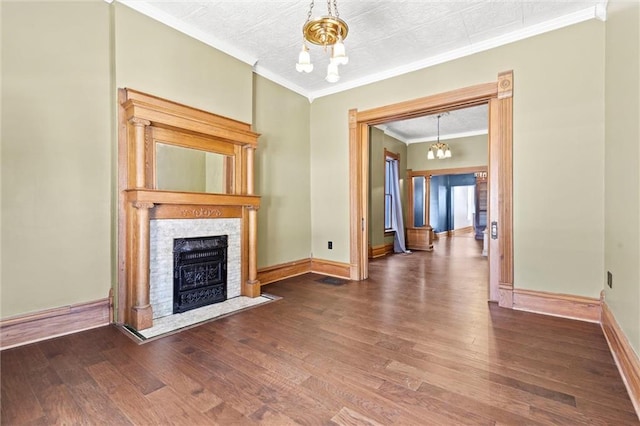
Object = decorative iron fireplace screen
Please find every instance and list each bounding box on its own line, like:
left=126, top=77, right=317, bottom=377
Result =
left=173, top=235, right=228, bottom=314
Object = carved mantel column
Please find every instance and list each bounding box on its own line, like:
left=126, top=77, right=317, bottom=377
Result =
left=243, top=145, right=261, bottom=297
left=129, top=117, right=150, bottom=188
left=245, top=204, right=261, bottom=297
left=244, top=145, right=255, bottom=195
left=130, top=200, right=154, bottom=330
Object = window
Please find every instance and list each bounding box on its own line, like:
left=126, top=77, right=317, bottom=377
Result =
left=385, top=158, right=393, bottom=230
left=384, top=149, right=399, bottom=232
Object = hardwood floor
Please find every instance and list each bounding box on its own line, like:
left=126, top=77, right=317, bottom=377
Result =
left=2, top=236, right=637, bottom=424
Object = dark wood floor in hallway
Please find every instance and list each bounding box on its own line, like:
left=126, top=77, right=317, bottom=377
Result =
left=2, top=236, right=638, bottom=425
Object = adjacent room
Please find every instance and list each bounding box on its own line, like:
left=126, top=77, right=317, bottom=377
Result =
left=2, top=0, right=639, bottom=423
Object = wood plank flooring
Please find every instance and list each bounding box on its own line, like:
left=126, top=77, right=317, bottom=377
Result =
left=2, top=236, right=638, bottom=424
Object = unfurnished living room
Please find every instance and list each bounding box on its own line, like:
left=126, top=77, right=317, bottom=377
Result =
left=1, top=0, right=639, bottom=424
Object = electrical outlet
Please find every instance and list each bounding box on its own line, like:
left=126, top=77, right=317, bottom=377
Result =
left=328, top=241, right=333, bottom=249
left=607, top=271, right=613, bottom=288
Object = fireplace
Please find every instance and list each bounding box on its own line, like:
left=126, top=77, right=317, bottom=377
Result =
left=118, top=88, right=261, bottom=331
left=173, top=235, right=228, bottom=313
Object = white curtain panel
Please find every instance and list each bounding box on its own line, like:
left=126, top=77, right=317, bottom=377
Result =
left=390, top=159, right=410, bottom=253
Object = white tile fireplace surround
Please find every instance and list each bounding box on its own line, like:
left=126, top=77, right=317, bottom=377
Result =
left=149, top=218, right=241, bottom=319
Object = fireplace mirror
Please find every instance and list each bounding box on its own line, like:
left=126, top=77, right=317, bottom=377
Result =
left=155, top=143, right=231, bottom=194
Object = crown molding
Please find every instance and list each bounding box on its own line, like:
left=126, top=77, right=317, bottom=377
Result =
left=380, top=127, right=408, bottom=144
left=252, top=64, right=314, bottom=102
left=112, top=1, right=605, bottom=103
left=407, top=130, right=489, bottom=145
left=115, top=0, right=258, bottom=67
left=378, top=126, right=488, bottom=145
left=309, top=6, right=603, bottom=100
left=595, top=2, right=608, bottom=21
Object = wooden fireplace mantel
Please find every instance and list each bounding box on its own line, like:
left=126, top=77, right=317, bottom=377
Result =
left=125, top=189, right=260, bottom=208
left=118, top=89, right=261, bottom=331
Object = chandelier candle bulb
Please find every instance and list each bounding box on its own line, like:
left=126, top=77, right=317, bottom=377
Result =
left=296, top=44, right=314, bottom=73
left=326, top=61, right=340, bottom=83
left=331, top=36, right=348, bottom=65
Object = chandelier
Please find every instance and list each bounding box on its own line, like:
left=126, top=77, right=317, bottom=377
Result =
left=427, top=113, right=452, bottom=160
left=296, top=0, right=349, bottom=83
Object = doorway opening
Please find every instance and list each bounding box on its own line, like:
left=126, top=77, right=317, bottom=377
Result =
left=348, top=71, right=514, bottom=305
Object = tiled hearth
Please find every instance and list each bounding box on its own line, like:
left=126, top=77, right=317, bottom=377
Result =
left=134, top=294, right=276, bottom=340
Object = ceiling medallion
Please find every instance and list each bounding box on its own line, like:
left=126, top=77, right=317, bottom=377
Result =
left=303, top=16, right=348, bottom=46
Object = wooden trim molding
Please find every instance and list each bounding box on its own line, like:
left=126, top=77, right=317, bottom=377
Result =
left=311, top=258, right=351, bottom=279
left=601, top=300, right=640, bottom=418
left=408, top=166, right=488, bottom=179
left=434, top=227, right=473, bottom=238
left=1, top=297, right=111, bottom=350
left=384, top=148, right=399, bottom=161
left=452, top=226, right=474, bottom=235
left=258, top=259, right=312, bottom=286
left=257, top=258, right=351, bottom=285
left=498, top=78, right=514, bottom=306
left=350, top=71, right=514, bottom=305
left=512, top=289, right=601, bottom=323
left=369, top=243, right=394, bottom=258
left=118, top=88, right=261, bottom=331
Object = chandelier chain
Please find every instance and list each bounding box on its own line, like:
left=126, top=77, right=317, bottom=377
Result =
left=306, top=0, right=314, bottom=23
left=331, top=0, right=340, bottom=18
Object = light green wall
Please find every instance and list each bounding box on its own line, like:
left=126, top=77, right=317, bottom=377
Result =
left=155, top=144, right=207, bottom=192
left=368, top=128, right=407, bottom=249
left=253, top=75, right=311, bottom=267
left=114, top=3, right=252, bottom=123
left=1, top=1, right=112, bottom=317
left=1, top=1, right=256, bottom=320
left=407, top=134, right=488, bottom=171
left=604, top=0, right=640, bottom=354
left=310, top=20, right=605, bottom=298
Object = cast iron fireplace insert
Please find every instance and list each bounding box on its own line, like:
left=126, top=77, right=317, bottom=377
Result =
left=173, top=235, right=228, bottom=314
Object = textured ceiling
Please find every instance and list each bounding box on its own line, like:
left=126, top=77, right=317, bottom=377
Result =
left=117, top=0, right=607, bottom=137
left=379, top=104, right=489, bottom=144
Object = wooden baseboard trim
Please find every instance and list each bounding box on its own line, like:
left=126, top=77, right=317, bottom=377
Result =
left=452, top=226, right=474, bottom=235
left=1, top=297, right=111, bottom=350
left=257, top=258, right=312, bottom=286
left=434, top=231, right=449, bottom=239
left=601, top=300, right=640, bottom=419
left=512, top=289, right=600, bottom=323
left=369, top=243, right=394, bottom=259
left=311, top=258, right=351, bottom=279
left=434, top=227, right=474, bottom=239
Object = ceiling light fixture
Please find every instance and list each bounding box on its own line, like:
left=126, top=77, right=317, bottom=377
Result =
left=296, top=0, right=349, bottom=83
left=427, top=113, right=452, bottom=160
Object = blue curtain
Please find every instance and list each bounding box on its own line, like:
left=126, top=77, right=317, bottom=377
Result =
left=389, top=159, right=409, bottom=253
